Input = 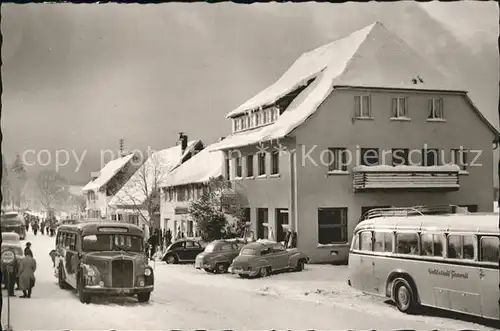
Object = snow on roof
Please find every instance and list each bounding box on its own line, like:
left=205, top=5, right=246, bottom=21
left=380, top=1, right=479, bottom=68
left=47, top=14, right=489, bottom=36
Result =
left=211, top=22, right=467, bottom=152
left=162, top=147, right=224, bottom=188
left=109, top=141, right=199, bottom=206
left=82, top=153, right=136, bottom=192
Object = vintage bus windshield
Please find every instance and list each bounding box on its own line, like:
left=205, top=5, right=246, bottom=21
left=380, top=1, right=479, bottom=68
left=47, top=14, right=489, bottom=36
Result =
left=82, top=234, right=143, bottom=252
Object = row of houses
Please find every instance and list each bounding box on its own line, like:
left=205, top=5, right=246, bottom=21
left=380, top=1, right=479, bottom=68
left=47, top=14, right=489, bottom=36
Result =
left=82, top=21, right=497, bottom=263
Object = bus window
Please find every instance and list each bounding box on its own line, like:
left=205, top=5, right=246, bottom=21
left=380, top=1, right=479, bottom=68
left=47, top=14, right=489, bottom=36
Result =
left=374, top=231, right=392, bottom=252
left=360, top=231, right=373, bottom=251
left=351, top=233, right=359, bottom=250
left=420, top=233, right=445, bottom=257
left=396, top=232, right=419, bottom=255
left=448, top=234, right=474, bottom=260
left=480, top=236, right=499, bottom=263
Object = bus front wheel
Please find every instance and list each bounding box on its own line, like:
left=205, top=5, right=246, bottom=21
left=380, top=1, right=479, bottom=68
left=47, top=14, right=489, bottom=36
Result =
left=393, top=279, right=418, bottom=314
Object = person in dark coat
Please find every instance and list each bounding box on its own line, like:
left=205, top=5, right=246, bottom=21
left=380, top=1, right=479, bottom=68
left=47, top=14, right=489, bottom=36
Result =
left=32, top=221, right=39, bottom=235
left=18, top=250, right=36, bottom=298
left=284, top=230, right=292, bottom=249
left=24, top=242, right=33, bottom=256
left=148, top=232, right=158, bottom=260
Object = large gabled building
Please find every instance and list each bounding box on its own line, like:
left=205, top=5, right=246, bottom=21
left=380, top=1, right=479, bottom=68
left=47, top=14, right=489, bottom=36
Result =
left=209, top=21, right=498, bottom=263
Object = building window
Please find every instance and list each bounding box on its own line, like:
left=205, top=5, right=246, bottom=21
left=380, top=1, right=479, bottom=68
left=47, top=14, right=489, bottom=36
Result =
left=242, top=208, right=251, bottom=224
left=451, top=148, right=468, bottom=171
left=448, top=234, right=474, bottom=260
left=241, top=117, right=247, bottom=130
left=391, top=148, right=409, bottom=166
left=117, top=214, right=123, bottom=221
left=396, top=232, right=419, bottom=255
left=327, top=148, right=348, bottom=172
left=391, top=97, right=408, bottom=118
left=225, top=158, right=230, bottom=180
left=276, top=208, right=289, bottom=242
left=246, top=155, right=254, bottom=177
left=271, top=151, right=279, bottom=175
left=360, top=148, right=379, bottom=166
left=254, top=112, right=260, bottom=126
left=111, top=214, right=117, bottom=221
left=422, top=148, right=440, bottom=166
left=354, top=95, right=371, bottom=118
left=235, top=157, right=242, bottom=178
left=420, top=233, right=445, bottom=257
left=258, top=153, right=266, bottom=176
left=257, top=208, right=269, bottom=239
left=177, top=187, right=186, bottom=201
left=428, top=98, right=444, bottom=119
left=373, top=231, right=393, bottom=253
left=317, top=207, right=348, bottom=244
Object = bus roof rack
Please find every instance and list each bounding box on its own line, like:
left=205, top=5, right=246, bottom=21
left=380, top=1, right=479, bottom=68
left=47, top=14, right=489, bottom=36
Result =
left=361, top=205, right=469, bottom=221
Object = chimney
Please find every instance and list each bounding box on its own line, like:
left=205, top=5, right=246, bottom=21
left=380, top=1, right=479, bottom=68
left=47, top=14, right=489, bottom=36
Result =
left=218, top=137, right=226, bottom=142
left=90, top=172, right=100, bottom=181
left=179, top=132, right=188, bottom=154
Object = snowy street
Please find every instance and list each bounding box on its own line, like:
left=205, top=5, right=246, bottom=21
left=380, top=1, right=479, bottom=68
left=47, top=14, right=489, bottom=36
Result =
left=2, top=232, right=495, bottom=330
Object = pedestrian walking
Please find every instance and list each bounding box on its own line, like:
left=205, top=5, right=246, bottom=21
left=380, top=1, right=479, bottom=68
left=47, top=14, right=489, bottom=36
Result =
left=148, top=232, right=158, bottom=260
left=24, top=242, right=33, bottom=256
left=32, top=221, right=39, bottom=235
left=18, top=250, right=36, bottom=298
left=40, top=221, right=45, bottom=235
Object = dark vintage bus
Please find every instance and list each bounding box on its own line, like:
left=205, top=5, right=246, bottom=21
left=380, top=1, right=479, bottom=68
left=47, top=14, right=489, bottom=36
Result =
left=1, top=212, right=26, bottom=240
left=54, top=219, right=154, bottom=304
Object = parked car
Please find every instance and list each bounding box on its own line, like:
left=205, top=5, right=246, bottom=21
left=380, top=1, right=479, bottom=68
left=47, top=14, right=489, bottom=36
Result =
left=229, top=240, right=309, bottom=278
left=1, top=212, right=26, bottom=240
left=162, top=239, right=205, bottom=264
left=2, top=233, right=21, bottom=243
left=195, top=239, right=246, bottom=273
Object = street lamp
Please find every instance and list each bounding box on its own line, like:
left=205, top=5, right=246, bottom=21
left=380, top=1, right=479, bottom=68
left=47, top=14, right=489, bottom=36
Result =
left=1, top=249, right=16, bottom=331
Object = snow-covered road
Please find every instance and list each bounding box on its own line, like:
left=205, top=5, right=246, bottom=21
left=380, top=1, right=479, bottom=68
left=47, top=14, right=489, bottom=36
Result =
left=2, top=232, right=496, bottom=330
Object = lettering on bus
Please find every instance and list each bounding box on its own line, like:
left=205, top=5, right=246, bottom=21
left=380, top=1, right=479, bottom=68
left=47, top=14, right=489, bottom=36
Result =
left=428, top=268, right=469, bottom=279
left=98, top=227, right=128, bottom=233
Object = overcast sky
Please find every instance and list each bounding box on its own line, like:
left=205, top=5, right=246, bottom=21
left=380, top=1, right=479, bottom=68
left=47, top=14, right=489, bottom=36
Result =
left=2, top=2, right=498, bottom=184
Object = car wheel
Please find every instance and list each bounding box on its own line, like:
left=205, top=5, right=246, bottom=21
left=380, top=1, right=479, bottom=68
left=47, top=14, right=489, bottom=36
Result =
left=137, top=292, right=151, bottom=303
left=203, top=268, right=213, bottom=273
left=294, top=259, right=305, bottom=272
left=165, top=254, right=177, bottom=264
left=259, top=267, right=269, bottom=277
left=77, top=275, right=91, bottom=304
left=215, top=263, right=228, bottom=274
left=393, top=279, right=418, bottom=314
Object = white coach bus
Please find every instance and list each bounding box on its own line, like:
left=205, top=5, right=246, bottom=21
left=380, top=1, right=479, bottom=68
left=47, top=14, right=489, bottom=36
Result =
left=348, top=205, right=499, bottom=321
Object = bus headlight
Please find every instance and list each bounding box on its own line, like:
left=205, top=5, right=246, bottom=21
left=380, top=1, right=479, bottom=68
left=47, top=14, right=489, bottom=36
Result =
left=144, top=268, right=151, bottom=276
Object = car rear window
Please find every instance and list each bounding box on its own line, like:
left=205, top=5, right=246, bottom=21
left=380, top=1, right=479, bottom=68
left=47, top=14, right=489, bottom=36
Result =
left=240, top=248, right=258, bottom=256
left=204, top=243, right=216, bottom=253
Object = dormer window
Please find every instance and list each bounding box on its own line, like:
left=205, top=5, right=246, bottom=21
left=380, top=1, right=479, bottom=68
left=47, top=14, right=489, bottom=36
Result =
left=255, top=112, right=261, bottom=126
left=263, top=110, right=269, bottom=124
left=233, top=105, right=281, bottom=132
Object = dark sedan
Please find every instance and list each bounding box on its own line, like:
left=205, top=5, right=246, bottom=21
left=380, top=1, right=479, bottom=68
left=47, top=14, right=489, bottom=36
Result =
left=194, top=239, right=246, bottom=273
left=162, top=239, right=204, bottom=264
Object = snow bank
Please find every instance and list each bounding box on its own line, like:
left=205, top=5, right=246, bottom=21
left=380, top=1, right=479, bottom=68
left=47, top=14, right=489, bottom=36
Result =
left=353, top=164, right=460, bottom=173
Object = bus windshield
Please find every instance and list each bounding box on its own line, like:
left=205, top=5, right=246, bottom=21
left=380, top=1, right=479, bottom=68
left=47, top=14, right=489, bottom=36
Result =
left=82, top=234, right=143, bottom=252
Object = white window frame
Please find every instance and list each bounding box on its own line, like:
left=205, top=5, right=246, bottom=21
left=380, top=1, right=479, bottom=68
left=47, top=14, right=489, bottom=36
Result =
left=391, top=97, right=408, bottom=118
left=354, top=95, right=371, bottom=118
left=429, top=98, right=444, bottom=119
left=270, top=151, right=279, bottom=175
left=235, top=157, right=242, bottom=178
left=327, top=148, right=348, bottom=172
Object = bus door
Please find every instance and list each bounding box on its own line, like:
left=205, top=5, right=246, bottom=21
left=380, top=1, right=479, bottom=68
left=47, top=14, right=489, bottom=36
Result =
left=63, top=232, right=78, bottom=288
left=357, top=231, right=376, bottom=293
left=445, top=234, right=482, bottom=316
left=478, top=235, right=499, bottom=319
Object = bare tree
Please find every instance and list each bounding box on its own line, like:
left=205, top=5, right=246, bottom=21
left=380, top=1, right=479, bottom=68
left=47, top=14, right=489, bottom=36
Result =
left=35, top=169, right=68, bottom=213
left=112, top=153, right=167, bottom=227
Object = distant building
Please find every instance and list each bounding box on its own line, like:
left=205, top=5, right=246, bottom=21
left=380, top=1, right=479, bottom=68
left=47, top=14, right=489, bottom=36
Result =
left=209, top=22, right=498, bottom=263
left=108, top=134, right=204, bottom=233
left=160, top=142, right=226, bottom=239
left=82, top=153, right=141, bottom=219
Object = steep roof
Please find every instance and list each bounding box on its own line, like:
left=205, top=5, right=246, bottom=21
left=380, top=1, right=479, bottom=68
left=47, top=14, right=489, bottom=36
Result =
left=162, top=146, right=225, bottom=188
left=108, top=141, right=200, bottom=207
left=82, top=153, right=135, bottom=192
left=210, top=21, right=492, bottom=152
